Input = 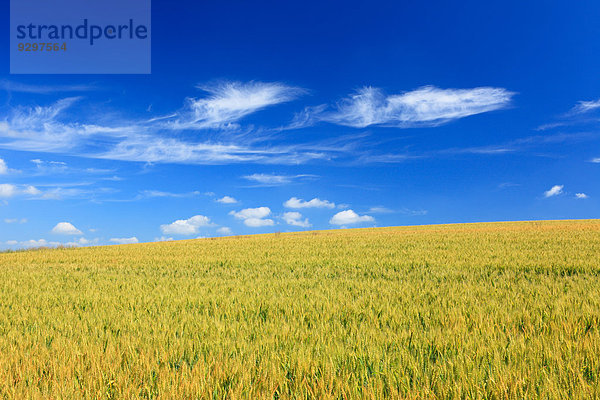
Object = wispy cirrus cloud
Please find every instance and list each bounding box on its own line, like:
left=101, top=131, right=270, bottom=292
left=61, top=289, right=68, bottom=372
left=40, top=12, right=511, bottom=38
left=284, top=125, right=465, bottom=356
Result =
left=318, top=86, right=514, bottom=128
left=140, top=190, right=201, bottom=199
left=359, top=131, right=599, bottom=164
left=537, top=98, right=600, bottom=131
left=4, top=218, right=27, bottom=224
left=0, top=82, right=334, bottom=166
left=161, top=81, right=306, bottom=130
left=0, top=80, right=95, bottom=93
left=568, top=99, right=600, bottom=115
left=367, top=206, right=394, bottom=214
left=243, top=173, right=318, bottom=186
left=0, top=81, right=521, bottom=167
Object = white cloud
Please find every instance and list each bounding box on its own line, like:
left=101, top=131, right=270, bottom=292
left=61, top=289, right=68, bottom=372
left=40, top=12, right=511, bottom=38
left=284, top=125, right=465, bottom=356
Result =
left=0, top=159, right=8, bottom=174
left=575, top=193, right=589, bottom=199
left=22, top=185, right=41, bottom=195
left=243, top=173, right=317, bottom=186
left=98, top=136, right=329, bottom=165
left=0, top=80, right=94, bottom=94
left=30, top=159, right=68, bottom=174
left=142, top=190, right=199, bottom=198
left=591, top=158, right=600, bottom=163
left=323, top=86, right=514, bottom=128
left=368, top=206, right=394, bottom=214
left=64, top=237, right=98, bottom=247
left=230, top=207, right=274, bottom=227
left=4, top=218, right=27, bottom=224
left=0, top=184, right=43, bottom=199
left=160, top=215, right=212, bottom=235
left=0, top=184, right=17, bottom=198
left=284, top=197, right=335, bottom=209
left=243, top=218, right=275, bottom=227
left=109, top=237, right=139, bottom=244
left=4, top=237, right=96, bottom=248
left=230, top=207, right=271, bottom=219
left=51, top=222, right=83, bottom=235
left=166, top=81, right=305, bottom=130
left=217, top=195, right=238, bottom=204
left=544, top=185, right=564, bottom=198
left=14, top=239, right=61, bottom=248
left=286, top=104, right=328, bottom=130
left=569, top=99, right=600, bottom=115
left=0, top=94, right=330, bottom=167
left=329, top=210, right=374, bottom=225
left=282, top=211, right=311, bottom=228
left=154, top=236, right=174, bottom=242
left=399, top=208, right=428, bottom=216
left=216, top=227, right=233, bottom=235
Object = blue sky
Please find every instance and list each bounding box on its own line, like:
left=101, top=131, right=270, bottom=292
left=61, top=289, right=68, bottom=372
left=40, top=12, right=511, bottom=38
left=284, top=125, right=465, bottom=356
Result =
left=1, top=0, right=599, bottom=248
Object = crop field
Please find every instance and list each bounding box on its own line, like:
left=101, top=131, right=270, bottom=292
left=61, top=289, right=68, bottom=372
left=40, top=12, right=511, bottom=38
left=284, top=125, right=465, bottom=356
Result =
left=0, top=220, right=599, bottom=399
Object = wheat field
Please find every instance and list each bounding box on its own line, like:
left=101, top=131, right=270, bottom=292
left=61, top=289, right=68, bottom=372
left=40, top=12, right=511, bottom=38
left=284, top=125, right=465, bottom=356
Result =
left=0, top=220, right=599, bottom=399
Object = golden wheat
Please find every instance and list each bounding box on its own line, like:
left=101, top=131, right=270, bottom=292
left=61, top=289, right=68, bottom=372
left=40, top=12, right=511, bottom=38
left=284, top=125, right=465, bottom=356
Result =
left=0, top=220, right=599, bottom=399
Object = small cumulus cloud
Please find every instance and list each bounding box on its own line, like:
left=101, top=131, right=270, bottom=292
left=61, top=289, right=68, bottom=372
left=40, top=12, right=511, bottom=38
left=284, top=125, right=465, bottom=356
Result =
left=284, top=197, right=335, bottom=209
left=282, top=211, right=311, bottom=228
left=0, top=184, right=44, bottom=199
left=64, top=237, right=98, bottom=247
left=230, top=207, right=274, bottom=227
left=4, top=236, right=96, bottom=249
left=217, top=195, right=238, bottom=204
left=244, top=218, right=275, bottom=227
left=23, top=186, right=42, bottom=195
left=0, top=184, right=17, bottom=198
left=160, top=215, right=212, bottom=235
left=8, top=239, right=61, bottom=248
left=0, top=159, right=9, bottom=174
left=544, top=185, right=564, bottom=198
left=216, top=227, right=233, bottom=235
left=51, top=222, right=83, bottom=235
left=329, top=210, right=374, bottom=225
left=109, top=237, right=139, bottom=244
left=575, top=193, right=589, bottom=199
